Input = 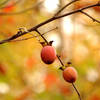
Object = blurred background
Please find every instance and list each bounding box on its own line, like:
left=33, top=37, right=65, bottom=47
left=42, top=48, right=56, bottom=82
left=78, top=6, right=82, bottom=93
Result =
left=0, top=0, right=100, bottom=100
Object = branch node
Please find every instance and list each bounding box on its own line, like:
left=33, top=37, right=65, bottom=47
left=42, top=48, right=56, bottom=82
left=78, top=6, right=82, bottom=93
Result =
left=18, top=27, right=29, bottom=33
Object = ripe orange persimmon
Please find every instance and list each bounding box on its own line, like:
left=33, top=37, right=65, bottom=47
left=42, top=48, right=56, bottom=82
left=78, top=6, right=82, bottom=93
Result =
left=63, top=67, right=77, bottom=83
left=41, top=46, right=56, bottom=64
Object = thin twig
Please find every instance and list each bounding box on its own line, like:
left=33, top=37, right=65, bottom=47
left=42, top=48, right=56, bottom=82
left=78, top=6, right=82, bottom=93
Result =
left=80, top=10, right=100, bottom=23
left=35, top=29, right=49, bottom=45
left=72, top=83, right=82, bottom=100
left=54, top=0, right=79, bottom=17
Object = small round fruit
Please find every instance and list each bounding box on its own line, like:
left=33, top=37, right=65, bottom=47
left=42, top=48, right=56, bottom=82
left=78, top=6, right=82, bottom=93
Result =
left=41, top=46, right=56, bottom=64
left=63, top=67, right=77, bottom=83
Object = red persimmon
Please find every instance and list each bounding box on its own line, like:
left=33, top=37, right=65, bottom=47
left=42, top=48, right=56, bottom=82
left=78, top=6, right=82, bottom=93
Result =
left=41, top=46, right=56, bottom=64
left=63, top=67, right=77, bottom=83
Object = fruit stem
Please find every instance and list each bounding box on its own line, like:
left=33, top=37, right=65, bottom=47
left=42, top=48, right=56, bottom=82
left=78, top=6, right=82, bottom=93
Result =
left=35, top=29, right=49, bottom=45
left=72, top=83, right=82, bottom=100
left=56, top=55, right=64, bottom=66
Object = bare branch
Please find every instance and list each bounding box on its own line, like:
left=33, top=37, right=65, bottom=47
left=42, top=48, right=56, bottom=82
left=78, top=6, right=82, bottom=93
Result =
left=80, top=10, right=100, bottom=23
left=54, top=0, right=79, bottom=17
left=0, top=2, right=100, bottom=44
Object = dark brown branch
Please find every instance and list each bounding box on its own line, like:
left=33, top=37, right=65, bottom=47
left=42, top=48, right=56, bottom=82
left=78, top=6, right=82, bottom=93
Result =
left=0, top=2, right=100, bottom=44
left=72, top=83, right=82, bottom=100
left=54, top=0, right=79, bottom=17
left=80, top=11, right=100, bottom=23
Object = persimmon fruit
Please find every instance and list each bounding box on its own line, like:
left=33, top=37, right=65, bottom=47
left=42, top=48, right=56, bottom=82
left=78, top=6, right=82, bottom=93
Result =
left=63, top=67, right=77, bottom=83
left=41, top=46, right=56, bottom=64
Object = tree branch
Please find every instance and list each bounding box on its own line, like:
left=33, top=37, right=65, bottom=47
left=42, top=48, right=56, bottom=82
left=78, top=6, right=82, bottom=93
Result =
left=55, top=3, right=100, bottom=19
left=54, top=0, right=79, bottom=17
left=0, top=2, right=100, bottom=44
left=80, top=10, right=100, bottom=23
